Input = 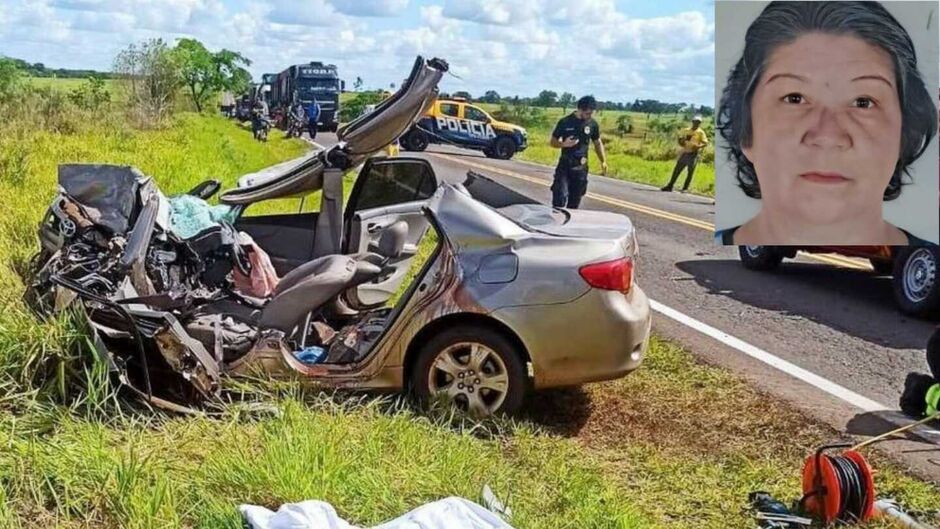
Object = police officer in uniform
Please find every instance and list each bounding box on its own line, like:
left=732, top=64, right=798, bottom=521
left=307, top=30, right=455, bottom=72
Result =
left=549, top=95, right=608, bottom=208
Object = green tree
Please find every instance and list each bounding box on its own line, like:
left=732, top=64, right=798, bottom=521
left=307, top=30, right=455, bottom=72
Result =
left=535, top=89, right=557, bottom=107
left=68, top=76, right=111, bottom=111
left=114, top=38, right=180, bottom=127
left=0, top=57, right=23, bottom=103
left=453, top=90, right=472, bottom=100
left=172, top=38, right=252, bottom=112
left=615, top=114, right=633, bottom=136
left=354, top=76, right=363, bottom=91
left=481, top=90, right=501, bottom=104
left=559, top=92, right=575, bottom=112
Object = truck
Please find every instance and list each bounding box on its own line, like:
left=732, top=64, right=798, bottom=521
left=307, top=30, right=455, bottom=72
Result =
left=270, top=62, right=345, bottom=133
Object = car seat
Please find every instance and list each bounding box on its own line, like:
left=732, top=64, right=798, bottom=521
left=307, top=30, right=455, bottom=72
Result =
left=257, top=221, right=409, bottom=333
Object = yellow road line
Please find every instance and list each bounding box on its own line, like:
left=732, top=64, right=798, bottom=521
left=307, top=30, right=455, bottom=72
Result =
left=429, top=152, right=872, bottom=271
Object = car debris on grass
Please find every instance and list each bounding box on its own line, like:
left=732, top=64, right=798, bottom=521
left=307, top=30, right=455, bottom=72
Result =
left=22, top=55, right=651, bottom=417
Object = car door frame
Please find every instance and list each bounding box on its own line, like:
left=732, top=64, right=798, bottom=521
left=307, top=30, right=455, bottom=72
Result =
left=342, top=156, right=440, bottom=309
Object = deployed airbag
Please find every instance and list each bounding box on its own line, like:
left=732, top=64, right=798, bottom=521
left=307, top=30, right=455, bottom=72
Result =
left=58, top=164, right=144, bottom=234
left=168, top=195, right=237, bottom=240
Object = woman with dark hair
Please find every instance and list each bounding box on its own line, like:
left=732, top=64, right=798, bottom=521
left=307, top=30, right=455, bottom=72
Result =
left=716, top=1, right=936, bottom=245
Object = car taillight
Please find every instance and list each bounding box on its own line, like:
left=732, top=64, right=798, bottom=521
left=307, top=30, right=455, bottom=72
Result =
left=579, top=257, right=633, bottom=293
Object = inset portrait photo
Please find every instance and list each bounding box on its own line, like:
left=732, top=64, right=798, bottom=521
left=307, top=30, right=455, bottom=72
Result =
left=715, top=1, right=939, bottom=245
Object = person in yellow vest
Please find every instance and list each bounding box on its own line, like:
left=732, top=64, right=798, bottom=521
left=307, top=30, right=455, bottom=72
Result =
left=661, top=115, right=708, bottom=192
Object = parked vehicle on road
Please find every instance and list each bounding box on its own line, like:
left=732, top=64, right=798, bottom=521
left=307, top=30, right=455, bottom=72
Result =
left=270, top=62, right=344, bottom=133
left=738, top=245, right=940, bottom=317
left=400, top=98, right=528, bottom=160
left=251, top=107, right=271, bottom=142
left=286, top=113, right=305, bottom=139
left=24, top=56, right=650, bottom=417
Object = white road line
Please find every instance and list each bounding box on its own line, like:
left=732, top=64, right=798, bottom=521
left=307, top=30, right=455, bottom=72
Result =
left=302, top=137, right=326, bottom=151
left=649, top=298, right=889, bottom=412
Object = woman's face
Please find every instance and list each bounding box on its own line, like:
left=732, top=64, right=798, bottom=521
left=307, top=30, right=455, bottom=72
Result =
left=743, top=33, right=903, bottom=225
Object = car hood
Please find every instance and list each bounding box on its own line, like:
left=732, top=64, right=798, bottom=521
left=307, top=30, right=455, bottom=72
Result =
left=219, top=56, right=448, bottom=206
left=492, top=120, right=526, bottom=135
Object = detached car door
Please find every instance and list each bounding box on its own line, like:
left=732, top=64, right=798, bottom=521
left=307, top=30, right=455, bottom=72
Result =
left=343, top=157, right=438, bottom=309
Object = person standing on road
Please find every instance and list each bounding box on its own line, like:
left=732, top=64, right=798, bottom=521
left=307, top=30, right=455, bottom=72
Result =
left=307, top=96, right=321, bottom=139
left=549, top=95, right=608, bottom=209
left=661, top=115, right=708, bottom=192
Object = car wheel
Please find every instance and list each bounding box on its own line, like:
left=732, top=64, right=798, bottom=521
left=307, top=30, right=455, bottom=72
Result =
left=492, top=136, right=516, bottom=160
left=893, top=247, right=940, bottom=317
left=738, top=245, right=784, bottom=271
left=869, top=258, right=893, bottom=276
left=412, top=326, right=527, bottom=417
left=402, top=129, right=429, bottom=152
left=483, top=148, right=496, bottom=158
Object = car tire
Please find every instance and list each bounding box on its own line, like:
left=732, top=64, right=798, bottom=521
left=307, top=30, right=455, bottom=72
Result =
left=412, top=325, right=527, bottom=417
left=483, top=148, right=496, bottom=158
left=492, top=136, right=516, bottom=160
left=870, top=258, right=894, bottom=276
left=402, top=129, right=429, bottom=152
left=738, top=245, right=784, bottom=271
left=893, top=247, right=940, bottom=317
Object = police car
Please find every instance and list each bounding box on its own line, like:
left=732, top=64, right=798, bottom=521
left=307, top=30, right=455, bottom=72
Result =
left=400, top=98, right=528, bottom=159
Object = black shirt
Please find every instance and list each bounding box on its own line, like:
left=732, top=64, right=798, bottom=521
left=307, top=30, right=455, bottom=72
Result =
left=552, top=113, right=599, bottom=169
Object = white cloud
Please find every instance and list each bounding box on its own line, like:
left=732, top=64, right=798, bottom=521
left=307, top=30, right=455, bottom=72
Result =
left=441, top=0, right=538, bottom=26
left=0, top=0, right=716, bottom=106
left=596, top=11, right=713, bottom=64
left=266, top=0, right=342, bottom=27
left=329, top=0, right=408, bottom=17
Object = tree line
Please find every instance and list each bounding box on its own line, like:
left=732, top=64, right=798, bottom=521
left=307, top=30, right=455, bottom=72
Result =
left=439, top=89, right=713, bottom=116
left=2, top=38, right=253, bottom=128
left=0, top=57, right=114, bottom=79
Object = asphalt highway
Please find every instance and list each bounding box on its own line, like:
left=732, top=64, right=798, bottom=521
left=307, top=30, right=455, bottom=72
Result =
left=313, top=132, right=940, bottom=479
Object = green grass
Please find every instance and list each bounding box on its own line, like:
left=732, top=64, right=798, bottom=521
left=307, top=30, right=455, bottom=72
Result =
left=532, top=336, right=940, bottom=528
left=0, top=112, right=308, bottom=402
left=343, top=94, right=717, bottom=195
left=0, top=108, right=937, bottom=528
left=477, top=103, right=716, bottom=196
left=26, top=77, right=115, bottom=92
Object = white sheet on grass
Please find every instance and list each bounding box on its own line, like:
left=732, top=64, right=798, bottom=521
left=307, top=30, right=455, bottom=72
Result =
left=240, top=497, right=515, bottom=529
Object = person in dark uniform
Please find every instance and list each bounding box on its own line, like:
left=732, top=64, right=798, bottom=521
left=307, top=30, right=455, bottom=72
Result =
left=549, top=95, right=608, bottom=209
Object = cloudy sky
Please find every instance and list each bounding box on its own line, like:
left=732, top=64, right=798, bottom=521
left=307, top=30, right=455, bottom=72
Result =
left=0, top=0, right=716, bottom=106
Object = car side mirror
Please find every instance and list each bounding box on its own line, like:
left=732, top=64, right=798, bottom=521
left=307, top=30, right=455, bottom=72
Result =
left=187, top=179, right=222, bottom=200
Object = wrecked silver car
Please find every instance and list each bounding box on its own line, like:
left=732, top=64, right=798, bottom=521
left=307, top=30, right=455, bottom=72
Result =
left=24, top=56, right=651, bottom=416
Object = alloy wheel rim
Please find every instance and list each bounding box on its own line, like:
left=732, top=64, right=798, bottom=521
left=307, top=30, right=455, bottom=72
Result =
left=428, top=342, right=509, bottom=416
left=903, top=249, right=936, bottom=303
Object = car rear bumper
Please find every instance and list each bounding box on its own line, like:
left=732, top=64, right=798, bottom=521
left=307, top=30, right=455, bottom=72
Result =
left=490, top=285, right=651, bottom=389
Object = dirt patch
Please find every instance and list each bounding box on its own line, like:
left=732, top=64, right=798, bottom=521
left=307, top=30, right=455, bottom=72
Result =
left=525, top=338, right=832, bottom=460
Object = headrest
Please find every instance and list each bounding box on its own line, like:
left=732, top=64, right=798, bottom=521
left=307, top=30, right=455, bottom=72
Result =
left=377, top=220, right=408, bottom=258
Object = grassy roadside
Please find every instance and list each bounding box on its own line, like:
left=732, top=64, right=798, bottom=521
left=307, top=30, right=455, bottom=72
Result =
left=340, top=91, right=717, bottom=196
left=526, top=337, right=940, bottom=528
left=516, top=137, right=715, bottom=196
left=0, top=111, right=936, bottom=528
left=476, top=103, right=716, bottom=196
